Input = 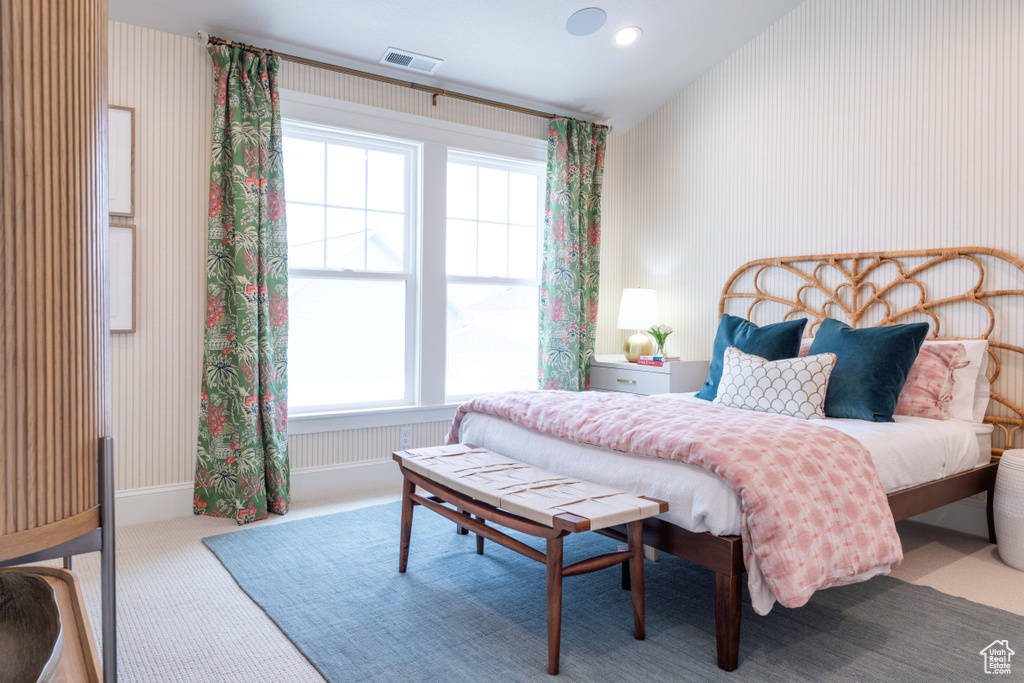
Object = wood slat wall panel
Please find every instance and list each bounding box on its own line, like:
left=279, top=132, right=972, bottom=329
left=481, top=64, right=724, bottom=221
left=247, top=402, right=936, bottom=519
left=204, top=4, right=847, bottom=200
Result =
left=107, top=22, right=539, bottom=491
left=289, top=422, right=451, bottom=471
left=598, top=0, right=1023, bottom=365
left=0, top=0, right=109, bottom=544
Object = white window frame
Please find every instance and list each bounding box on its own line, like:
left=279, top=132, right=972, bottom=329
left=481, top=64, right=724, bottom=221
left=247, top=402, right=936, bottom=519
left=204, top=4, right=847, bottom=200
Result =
left=444, top=150, right=545, bottom=403
left=283, top=120, right=420, bottom=415
left=280, top=90, right=546, bottom=434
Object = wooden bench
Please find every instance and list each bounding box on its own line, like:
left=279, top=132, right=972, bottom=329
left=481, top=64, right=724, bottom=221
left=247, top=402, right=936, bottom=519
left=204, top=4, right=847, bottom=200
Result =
left=393, top=444, right=669, bottom=675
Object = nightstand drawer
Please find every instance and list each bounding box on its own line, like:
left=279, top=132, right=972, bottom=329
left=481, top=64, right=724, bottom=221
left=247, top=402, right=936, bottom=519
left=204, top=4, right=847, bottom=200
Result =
left=590, top=365, right=671, bottom=395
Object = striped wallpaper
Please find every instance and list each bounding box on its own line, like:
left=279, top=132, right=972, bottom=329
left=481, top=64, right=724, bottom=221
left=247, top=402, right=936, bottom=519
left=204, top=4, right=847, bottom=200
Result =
left=106, top=21, right=543, bottom=491
left=597, top=0, right=1023, bottom=369
left=108, top=23, right=209, bottom=491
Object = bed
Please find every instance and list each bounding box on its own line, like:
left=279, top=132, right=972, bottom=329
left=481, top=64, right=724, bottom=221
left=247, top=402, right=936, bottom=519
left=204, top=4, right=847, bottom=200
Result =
left=451, top=248, right=1024, bottom=671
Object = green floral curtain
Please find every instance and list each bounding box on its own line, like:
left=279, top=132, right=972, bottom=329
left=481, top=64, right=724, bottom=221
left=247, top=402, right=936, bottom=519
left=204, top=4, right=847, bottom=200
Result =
left=194, top=45, right=289, bottom=524
left=538, top=118, right=607, bottom=391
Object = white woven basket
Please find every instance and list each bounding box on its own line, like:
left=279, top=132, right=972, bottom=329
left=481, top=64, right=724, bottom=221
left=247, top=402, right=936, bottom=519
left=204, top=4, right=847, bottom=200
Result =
left=994, top=450, right=1024, bottom=571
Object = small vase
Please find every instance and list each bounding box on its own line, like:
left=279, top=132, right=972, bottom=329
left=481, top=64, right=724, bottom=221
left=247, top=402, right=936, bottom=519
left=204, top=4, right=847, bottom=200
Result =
left=655, top=341, right=667, bottom=356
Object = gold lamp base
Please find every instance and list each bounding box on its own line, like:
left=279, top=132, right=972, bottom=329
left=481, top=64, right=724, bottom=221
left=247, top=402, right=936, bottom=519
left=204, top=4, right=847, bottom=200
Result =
left=623, top=333, right=654, bottom=362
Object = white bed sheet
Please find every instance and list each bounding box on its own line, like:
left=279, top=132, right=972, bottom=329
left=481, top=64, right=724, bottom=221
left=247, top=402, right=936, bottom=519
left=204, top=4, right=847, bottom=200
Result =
left=456, top=392, right=991, bottom=538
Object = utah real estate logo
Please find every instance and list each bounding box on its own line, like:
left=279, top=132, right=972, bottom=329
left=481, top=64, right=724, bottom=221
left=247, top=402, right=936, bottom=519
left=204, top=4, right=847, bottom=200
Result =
left=980, top=640, right=1014, bottom=675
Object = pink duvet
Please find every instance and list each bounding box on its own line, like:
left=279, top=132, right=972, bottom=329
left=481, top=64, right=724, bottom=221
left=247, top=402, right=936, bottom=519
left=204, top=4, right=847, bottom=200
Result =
left=447, top=390, right=903, bottom=614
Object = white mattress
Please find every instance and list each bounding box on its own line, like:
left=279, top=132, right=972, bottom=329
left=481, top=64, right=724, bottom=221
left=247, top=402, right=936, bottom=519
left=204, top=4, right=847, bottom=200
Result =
left=457, top=393, right=994, bottom=538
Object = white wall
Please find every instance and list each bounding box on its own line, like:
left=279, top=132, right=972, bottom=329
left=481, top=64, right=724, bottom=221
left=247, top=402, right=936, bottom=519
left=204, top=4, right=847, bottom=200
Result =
left=106, top=21, right=546, bottom=498
left=598, top=0, right=1023, bottom=358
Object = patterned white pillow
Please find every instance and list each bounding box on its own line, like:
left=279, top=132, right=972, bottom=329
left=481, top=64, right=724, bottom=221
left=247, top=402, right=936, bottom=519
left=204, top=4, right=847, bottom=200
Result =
left=713, top=346, right=837, bottom=420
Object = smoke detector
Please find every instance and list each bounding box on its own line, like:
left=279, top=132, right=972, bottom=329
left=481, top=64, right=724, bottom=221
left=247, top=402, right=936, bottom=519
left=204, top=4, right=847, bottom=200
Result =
left=379, top=47, right=443, bottom=75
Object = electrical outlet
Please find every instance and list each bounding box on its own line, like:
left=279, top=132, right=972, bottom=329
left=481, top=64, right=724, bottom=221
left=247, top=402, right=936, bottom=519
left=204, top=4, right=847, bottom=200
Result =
left=399, top=427, right=412, bottom=449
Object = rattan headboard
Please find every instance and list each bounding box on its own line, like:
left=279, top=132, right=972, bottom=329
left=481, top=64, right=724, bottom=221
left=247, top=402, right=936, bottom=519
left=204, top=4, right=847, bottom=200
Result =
left=718, top=248, right=1024, bottom=455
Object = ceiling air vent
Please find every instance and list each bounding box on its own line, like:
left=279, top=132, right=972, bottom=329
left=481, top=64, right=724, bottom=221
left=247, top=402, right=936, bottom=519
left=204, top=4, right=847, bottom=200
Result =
left=379, top=47, right=443, bottom=75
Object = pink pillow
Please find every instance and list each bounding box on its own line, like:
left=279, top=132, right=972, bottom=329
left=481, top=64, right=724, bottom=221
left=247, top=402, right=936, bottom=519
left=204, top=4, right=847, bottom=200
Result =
left=894, top=342, right=966, bottom=420
left=799, top=338, right=966, bottom=420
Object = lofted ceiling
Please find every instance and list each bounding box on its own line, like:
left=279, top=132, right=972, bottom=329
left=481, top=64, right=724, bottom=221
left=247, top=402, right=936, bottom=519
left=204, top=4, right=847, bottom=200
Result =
left=107, top=0, right=804, bottom=130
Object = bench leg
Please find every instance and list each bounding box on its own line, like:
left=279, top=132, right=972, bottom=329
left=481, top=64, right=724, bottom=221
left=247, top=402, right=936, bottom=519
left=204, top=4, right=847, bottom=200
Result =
left=399, top=477, right=415, bottom=573
left=627, top=520, right=645, bottom=640
left=474, top=515, right=485, bottom=554
left=621, top=559, right=631, bottom=591
left=455, top=507, right=470, bottom=535
left=715, top=572, right=741, bottom=671
left=546, top=535, right=564, bottom=675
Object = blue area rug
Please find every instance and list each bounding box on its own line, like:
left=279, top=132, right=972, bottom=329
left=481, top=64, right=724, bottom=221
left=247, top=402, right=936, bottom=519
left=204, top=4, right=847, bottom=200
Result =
left=203, top=502, right=1024, bottom=682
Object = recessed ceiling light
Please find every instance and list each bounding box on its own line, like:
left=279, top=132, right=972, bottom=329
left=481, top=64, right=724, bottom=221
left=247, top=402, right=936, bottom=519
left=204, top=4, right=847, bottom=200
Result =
left=566, top=7, right=607, bottom=37
left=614, top=26, right=642, bottom=46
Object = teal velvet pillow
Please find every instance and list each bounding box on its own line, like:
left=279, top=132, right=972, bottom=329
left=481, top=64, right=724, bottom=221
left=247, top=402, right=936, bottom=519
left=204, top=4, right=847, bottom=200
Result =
left=808, top=318, right=930, bottom=422
left=695, top=314, right=807, bottom=401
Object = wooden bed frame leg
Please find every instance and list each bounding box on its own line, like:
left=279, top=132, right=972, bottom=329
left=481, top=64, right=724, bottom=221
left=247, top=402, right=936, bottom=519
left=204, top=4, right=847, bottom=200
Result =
left=399, top=477, right=415, bottom=573
left=715, top=573, right=741, bottom=672
left=628, top=520, right=645, bottom=640
left=546, top=536, right=564, bottom=676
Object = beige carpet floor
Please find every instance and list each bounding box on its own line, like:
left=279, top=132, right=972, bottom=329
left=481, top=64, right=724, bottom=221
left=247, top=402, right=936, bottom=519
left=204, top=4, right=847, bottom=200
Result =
left=40, top=493, right=1024, bottom=683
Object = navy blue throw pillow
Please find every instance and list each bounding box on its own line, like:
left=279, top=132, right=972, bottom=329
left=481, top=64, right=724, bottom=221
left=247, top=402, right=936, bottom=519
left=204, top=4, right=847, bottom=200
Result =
left=695, top=314, right=807, bottom=401
left=808, top=318, right=929, bottom=422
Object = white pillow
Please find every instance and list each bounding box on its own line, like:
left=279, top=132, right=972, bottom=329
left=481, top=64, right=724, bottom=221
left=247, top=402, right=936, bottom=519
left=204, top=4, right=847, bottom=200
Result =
left=713, top=346, right=837, bottom=420
left=941, top=339, right=990, bottom=422
left=973, top=348, right=991, bottom=422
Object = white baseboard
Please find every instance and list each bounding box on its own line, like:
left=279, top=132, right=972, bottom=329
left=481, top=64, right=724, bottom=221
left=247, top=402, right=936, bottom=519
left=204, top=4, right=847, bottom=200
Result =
left=115, top=481, right=195, bottom=526
left=114, top=459, right=401, bottom=527
left=909, top=495, right=990, bottom=539
left=289, top=459, right=402, bottom=500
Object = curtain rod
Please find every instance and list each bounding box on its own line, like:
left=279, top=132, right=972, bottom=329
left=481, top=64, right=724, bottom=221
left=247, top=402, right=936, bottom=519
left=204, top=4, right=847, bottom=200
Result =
left=197, top=32, right=559, bottom=121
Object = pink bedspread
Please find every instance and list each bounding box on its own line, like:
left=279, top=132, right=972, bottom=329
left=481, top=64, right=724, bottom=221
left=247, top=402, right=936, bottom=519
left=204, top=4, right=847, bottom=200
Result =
left=446, top=390, right=903, bottom=614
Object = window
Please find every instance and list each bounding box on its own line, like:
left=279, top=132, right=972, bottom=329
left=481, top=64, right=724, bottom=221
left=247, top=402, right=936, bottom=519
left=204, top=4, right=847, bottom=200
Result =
left=445, top=152, right=543, bottom=399
left=280, top=91, right=546, bottom=423
left=283, top=122, right=418, bottom=412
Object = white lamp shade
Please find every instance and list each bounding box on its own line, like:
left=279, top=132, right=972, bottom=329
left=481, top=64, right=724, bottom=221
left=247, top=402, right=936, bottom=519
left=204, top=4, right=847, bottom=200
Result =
left=616, top=289, right=658, bottom=330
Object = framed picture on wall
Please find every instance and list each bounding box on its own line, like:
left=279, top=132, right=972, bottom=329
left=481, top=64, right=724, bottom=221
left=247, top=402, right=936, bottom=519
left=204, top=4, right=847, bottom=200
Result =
left=109, top=106, right=134, bottom=217
left=110, top=225, right=136, bottom=333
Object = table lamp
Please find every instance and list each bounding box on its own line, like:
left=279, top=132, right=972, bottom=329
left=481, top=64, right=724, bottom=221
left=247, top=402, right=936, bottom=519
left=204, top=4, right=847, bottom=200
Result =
left=617, top=288, right=658, bottom=362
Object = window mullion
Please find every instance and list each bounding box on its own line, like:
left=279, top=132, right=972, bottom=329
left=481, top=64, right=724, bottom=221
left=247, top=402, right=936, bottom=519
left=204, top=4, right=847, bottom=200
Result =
left=445, top=275, right=540, bottom=287
left=508, top=173, right=514, bottom=277
left=289, top=268, right=410, bottom=281
left=322, top=143, right=328, bottom=269
left=363, top=150, right=369, bottom=270
left=419, top=142, right=448, bottom=406
left=474, top=166, right=480, bottom=277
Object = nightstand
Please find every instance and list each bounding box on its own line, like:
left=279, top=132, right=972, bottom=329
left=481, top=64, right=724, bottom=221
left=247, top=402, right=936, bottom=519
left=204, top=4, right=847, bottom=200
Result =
left=589, top=355, right=710, bottom=396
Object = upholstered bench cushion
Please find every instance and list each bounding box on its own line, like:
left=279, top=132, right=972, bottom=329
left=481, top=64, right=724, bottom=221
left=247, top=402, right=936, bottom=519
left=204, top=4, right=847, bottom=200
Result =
left=398, top=444, right=663, bottom=530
